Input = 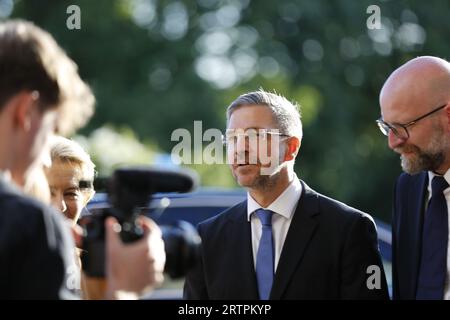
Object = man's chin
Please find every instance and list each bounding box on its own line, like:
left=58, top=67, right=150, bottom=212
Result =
left=236, top=177, right=255, bottom=188
left=233, top=170, right=258, bottom=187
left=400, top=158, right=422, bottom=175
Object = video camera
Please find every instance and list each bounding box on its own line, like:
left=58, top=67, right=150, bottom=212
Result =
left=80, top=166, right=201, bottom=279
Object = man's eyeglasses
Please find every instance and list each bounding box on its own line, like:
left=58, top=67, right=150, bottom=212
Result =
left=376, top=103, right=447, bottom=140
left=222, top=128, right=290, bottom=146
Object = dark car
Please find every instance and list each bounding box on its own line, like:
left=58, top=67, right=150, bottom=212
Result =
left=85, top=188, right=393, bottom=299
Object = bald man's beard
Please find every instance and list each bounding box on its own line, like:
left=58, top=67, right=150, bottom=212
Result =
left=397, top=127, right=448, bottom=174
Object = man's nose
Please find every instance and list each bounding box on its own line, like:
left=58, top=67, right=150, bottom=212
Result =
left=235, top=135, right=249, bottom=153
left=388, top=130, right=406, bottom=149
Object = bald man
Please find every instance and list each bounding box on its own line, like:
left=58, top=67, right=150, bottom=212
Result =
left=378, top=56, right=450, bottom=300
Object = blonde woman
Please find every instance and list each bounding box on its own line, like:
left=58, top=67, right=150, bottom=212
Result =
left=45, top=136, right=166, bottom=299
left=45, top=135, right=95, bottom=225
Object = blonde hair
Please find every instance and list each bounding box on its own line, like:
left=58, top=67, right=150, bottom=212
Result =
left=49, top=135, right=96, bottom=202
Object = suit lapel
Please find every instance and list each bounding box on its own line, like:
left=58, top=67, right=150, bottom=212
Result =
left=408, top=172, right=428, bottom=296
left=270, top=181, right=319, bottom=299
left=226, top=201, right=259, bottom=299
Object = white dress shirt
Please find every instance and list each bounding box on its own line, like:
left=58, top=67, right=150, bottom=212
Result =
left=427, top=170, right=450, bottom=300
left=247, top=174, right=302, bottom=272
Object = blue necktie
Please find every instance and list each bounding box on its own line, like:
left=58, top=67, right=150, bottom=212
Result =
left=416, top=176, right=449, bottom=300
left=255, top=209, right=274, bottom=300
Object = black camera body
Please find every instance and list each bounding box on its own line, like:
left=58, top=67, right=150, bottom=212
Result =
left=80, top=166, right=201, bottom=279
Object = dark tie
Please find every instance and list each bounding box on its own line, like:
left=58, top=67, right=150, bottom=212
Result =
left=255, top=209, right=274, bottom=300
left=416, top=176, right=449, bottom=300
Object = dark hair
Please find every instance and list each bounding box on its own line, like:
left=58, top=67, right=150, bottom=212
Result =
left=0, top=19, right=94, bottom=135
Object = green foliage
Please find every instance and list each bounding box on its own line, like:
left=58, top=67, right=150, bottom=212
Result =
left=187, top=163, right=237, bottom=188
left=73, top=125, right=156, bottom=176
left=7, top=0, right=450, bottom=222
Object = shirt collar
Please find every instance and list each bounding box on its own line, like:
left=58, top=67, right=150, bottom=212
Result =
left=247, top=174, right=302, bottom=221
left=427, top=169, right=450, bottom=195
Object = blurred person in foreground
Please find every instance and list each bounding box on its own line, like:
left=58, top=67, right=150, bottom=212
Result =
left=377, top=56, right=450, bottom=300
left=184, top=90, right=389, bottom=299
left=0, top=19, right=164, bottom=299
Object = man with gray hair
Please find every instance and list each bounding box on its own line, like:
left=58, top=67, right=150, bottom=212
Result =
left=184, top=89, right=388, bottom=299
left=377, top=56, right=450, bottom=300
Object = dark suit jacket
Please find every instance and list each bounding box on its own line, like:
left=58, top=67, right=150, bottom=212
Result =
left=184, top=181, right=389, bottom=299
left=392, top=171, right=429, bottom=300
left=0, top=177, right=78, bottom=299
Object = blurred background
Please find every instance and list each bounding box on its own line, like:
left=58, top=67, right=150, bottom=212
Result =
left=3, top=0, right=449, bottom=223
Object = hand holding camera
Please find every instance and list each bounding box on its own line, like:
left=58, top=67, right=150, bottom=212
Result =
left=80, top=166, right=202, bottom=296
left=104, top=216, right=166, bottom=299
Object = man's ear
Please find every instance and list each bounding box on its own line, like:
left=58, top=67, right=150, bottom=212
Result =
left=10, top=91, right=39, bottom=132
left=284, top=136, right=301, bottom=162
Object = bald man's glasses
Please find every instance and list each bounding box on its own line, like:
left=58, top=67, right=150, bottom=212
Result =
left=376, top=104, right=447, bottom=140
